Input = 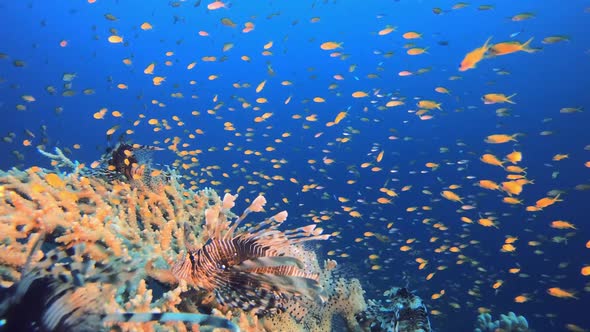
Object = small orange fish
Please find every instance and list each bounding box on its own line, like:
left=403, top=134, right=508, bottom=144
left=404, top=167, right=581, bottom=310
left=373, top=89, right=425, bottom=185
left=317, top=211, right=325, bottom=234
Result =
left=479, top=180, right=500, bottom=190
left=485, top=134, right=518, bottom=144
left=511, top=12, right=535, bottom=21
left=482, top=93, right=517, bottom=104
left=459, top=36, right=492, bottom=71
left=417, top=100, right=441, bottom=110
left=505, top=151, right=522, bottom=164
left=144, top=63, right=155, bottom=75
left=378, top=26, right=396, bottom=36
left=488, top=38, right=537, bottom=56
left=140, top=22, right=153, bottom=30
left=108, top=35, right=123, bottom=44
left=407, top=47, right=428, bottom=55
left=320, top=41, right=343, bottom=51
left=331, top=111, right=347, bottom=125
left=501, top=243, right=516, bottom=252
left=550, top=220, right=576, bottom=229
left=207, top=1, right=228, bottom=10
left=441, top=190, right=463, bottom=203
left=481, top=153, right=505, bottom=167
left=403, top=31, right=422, bottom=39
left=478, top=217, right=498, bottom=228
left=503, top=197, right=522, bottom=204
left=425, top=162, right=439, bottom=169
left=152, top=76, right=166, bottom=86
left=553, top=154, right=569, bottom=161
left=547, top=287, right=578, bottom=299
left=502, top=181, right=523, bottom=196
left=535, top=194, right=562, bottom=209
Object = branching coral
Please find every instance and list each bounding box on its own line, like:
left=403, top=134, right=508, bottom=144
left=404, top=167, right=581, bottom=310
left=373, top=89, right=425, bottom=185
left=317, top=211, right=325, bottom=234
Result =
left=0, top=149, right=369, bottom=331
left=474, top=311, right=531, bottom=332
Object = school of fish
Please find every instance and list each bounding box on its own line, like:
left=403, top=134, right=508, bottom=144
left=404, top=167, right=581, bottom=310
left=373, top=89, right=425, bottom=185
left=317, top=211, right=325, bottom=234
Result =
left=1, top=1, right=589, bottom=331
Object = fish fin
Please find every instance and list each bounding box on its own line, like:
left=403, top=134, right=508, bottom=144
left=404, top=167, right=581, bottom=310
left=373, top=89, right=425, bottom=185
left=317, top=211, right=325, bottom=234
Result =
left=506, top=93, right=517, bottom=104
left=522, top=37, right=540, bottom=53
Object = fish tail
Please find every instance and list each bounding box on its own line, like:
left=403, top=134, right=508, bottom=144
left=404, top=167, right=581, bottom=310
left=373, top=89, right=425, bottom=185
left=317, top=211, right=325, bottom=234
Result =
left=506, top=93, right=517, bottom=103
left=483, top=36, right=493, bottom=48
left=522, top=37, right=537, bottom=52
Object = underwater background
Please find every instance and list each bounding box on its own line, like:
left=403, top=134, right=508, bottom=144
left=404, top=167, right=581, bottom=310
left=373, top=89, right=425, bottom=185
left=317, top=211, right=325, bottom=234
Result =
left=1, top=0, right=590, bottom=331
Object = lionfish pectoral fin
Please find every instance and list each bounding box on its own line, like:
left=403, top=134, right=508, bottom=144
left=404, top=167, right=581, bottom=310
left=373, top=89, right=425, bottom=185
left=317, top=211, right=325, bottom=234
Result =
left=250, top=273, right=324, bottom=303
left=232, top=256, right=304, bottom=271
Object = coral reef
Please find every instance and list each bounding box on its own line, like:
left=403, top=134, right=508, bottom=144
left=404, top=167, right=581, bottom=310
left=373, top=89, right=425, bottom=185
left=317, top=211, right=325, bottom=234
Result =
left=0, top=148, right=370, bottom=331
left=474, top=311, right=531, bottom=332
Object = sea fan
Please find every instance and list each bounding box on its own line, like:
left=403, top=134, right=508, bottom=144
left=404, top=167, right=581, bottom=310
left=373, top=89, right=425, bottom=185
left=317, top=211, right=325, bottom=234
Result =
left=171, top=195, right=330, bottom=314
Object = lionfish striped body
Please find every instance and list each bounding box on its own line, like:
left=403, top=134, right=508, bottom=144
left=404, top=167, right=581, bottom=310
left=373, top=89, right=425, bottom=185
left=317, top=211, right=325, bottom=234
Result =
left=172, top=200, right=329, bottom=315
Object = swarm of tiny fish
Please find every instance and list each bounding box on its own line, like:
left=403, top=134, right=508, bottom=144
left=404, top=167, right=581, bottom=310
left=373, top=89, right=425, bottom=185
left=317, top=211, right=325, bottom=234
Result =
left=2, top=0, right=590, bottom=330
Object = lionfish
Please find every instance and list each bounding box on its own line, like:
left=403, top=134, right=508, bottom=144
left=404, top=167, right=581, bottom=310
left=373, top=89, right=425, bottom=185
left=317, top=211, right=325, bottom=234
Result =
left=0, top=237, right=239, bottom=332
left=90, top=142, right=165, bottom=184
left=356, top=287, right=432, bottom=332
left=171, top=195, right=330, bottom=315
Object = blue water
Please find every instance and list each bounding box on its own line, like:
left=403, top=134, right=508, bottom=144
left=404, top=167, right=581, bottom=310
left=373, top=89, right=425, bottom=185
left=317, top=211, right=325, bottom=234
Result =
left=1, top=0, right=590, bottom=331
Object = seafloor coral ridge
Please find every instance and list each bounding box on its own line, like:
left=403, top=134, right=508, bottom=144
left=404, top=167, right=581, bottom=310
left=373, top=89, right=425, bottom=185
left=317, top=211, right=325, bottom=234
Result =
left=0, top=158, right=369, bottom=331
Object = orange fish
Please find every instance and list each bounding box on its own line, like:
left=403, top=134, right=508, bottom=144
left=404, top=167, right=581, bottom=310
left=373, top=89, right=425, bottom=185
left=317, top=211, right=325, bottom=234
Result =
left=482, top=93, right=517, bottom=104
left=503, top=197, right=522, bottom=205
left=417, top=100, right=442, bottom=110
left=535, top=194, right=562, bottom=209
left=550, top=220, right=576, bottom=230
left=108, top=35, right=123, bottom=44
left=402, top=31, right=422, bottom=39
left=505, top=151, right=522, bottom=164
left=488, top=38, right=537, bottom=56
left=514, top=294, right=530, bottom=303
left=481, top=153, right=505, bottom=167
left=485, top=134, right=518, bottom=144
left=479, top=180, right=500, bottom=190
left=459, top=36, right=492, bottom=71
left=441, top=190, right=463, bottom=203
left=547, top=287, right=578, bottom=299
left=140, top=22, right=153, bottom=30
left=501, top=181, right=523, bottom=196
left=320, top=41, right=343, bottom=51
left=207, top=1, right=228, bottom=10
left=553, top=154, right=569, bottom=161
left=478, top=217, right=498, bottom=228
